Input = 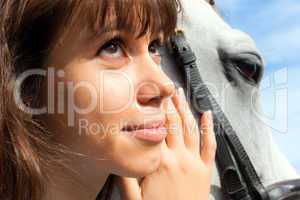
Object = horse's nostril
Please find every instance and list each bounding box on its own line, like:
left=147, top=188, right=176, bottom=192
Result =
left=206, top=0, right=215, bottom=6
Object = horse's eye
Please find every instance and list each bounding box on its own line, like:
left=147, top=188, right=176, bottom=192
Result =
left=219, top=50, right=264, bottom=86
left=232, top=59, right=263, bottom=85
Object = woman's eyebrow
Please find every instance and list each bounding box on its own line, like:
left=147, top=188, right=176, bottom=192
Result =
left=93, top=25, right=118, bottom=36
left=90, top=18, right=165, bottom=43
left=93, top=19, right=155, bottom=39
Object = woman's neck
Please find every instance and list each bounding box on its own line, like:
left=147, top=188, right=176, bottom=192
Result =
left=42, top=161, right=109, bottom=200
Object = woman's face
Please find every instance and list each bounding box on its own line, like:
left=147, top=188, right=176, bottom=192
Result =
left=43, top=24, right=175, bottom=179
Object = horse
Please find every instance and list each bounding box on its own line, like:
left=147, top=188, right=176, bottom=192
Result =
left=163, top=0, right=298, bottom=199
left=112, top=0, right=299, bottom=199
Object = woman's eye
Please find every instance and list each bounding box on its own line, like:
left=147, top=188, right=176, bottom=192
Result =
left=149, top=40, right=163, bottom=56
left=97, top=38, right=125, bottom=58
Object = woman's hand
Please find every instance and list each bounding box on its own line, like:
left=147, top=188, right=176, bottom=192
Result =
left=117, top=87, right=216, bottom=200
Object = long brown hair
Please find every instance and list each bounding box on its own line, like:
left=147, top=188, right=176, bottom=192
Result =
left=0, top=0, right=181, bottom=199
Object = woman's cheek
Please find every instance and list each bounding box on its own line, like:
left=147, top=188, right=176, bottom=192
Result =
left=100, top=70, right=136, bottom=113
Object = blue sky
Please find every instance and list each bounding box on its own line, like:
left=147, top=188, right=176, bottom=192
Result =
left=217, top=0, right=300, bottom=171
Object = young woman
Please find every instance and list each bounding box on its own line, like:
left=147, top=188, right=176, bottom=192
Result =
left=0, top=0, right=216, bottom=199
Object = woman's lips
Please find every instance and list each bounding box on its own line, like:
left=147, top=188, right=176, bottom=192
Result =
left=121, top=120, right=167, bottom=143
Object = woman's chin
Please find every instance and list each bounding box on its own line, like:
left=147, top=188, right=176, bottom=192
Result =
left=133, top=157, right=161, bottom=178
left=114, top=150, right=162, bottom=178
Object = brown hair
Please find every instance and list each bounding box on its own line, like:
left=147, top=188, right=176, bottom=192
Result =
left=0, top=0, right=181, bottom=199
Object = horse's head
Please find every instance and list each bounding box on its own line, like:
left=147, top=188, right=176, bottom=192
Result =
left=162, top=0, right=298, bottom=198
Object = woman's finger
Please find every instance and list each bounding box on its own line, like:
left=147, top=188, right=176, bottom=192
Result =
left=115, top=177, right=141, bottom=200
left=165, top=94, right=185, bottom=149
left=200, top=111, right=217, bottom=166
left=172, top=87, right=200, bottom=153
left=161, top=138, right=169, bottom=155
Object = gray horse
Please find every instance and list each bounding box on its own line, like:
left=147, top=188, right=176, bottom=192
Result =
left=161, top=0, right=299, bottom=199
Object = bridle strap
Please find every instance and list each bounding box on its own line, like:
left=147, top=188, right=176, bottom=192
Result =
left=168, top=30, right=270, bottom=200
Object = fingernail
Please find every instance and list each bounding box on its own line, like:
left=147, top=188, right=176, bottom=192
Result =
left=168, top=98, right=176, bottom=112
left=178, top=87, right=185, bottom=100
left=205, top=110, right=213, bottom=122
left=174, top=82, right=180, bottom=89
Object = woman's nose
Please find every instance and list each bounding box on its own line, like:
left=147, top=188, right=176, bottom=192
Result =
left=136, top=57, right=175, bottom=107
